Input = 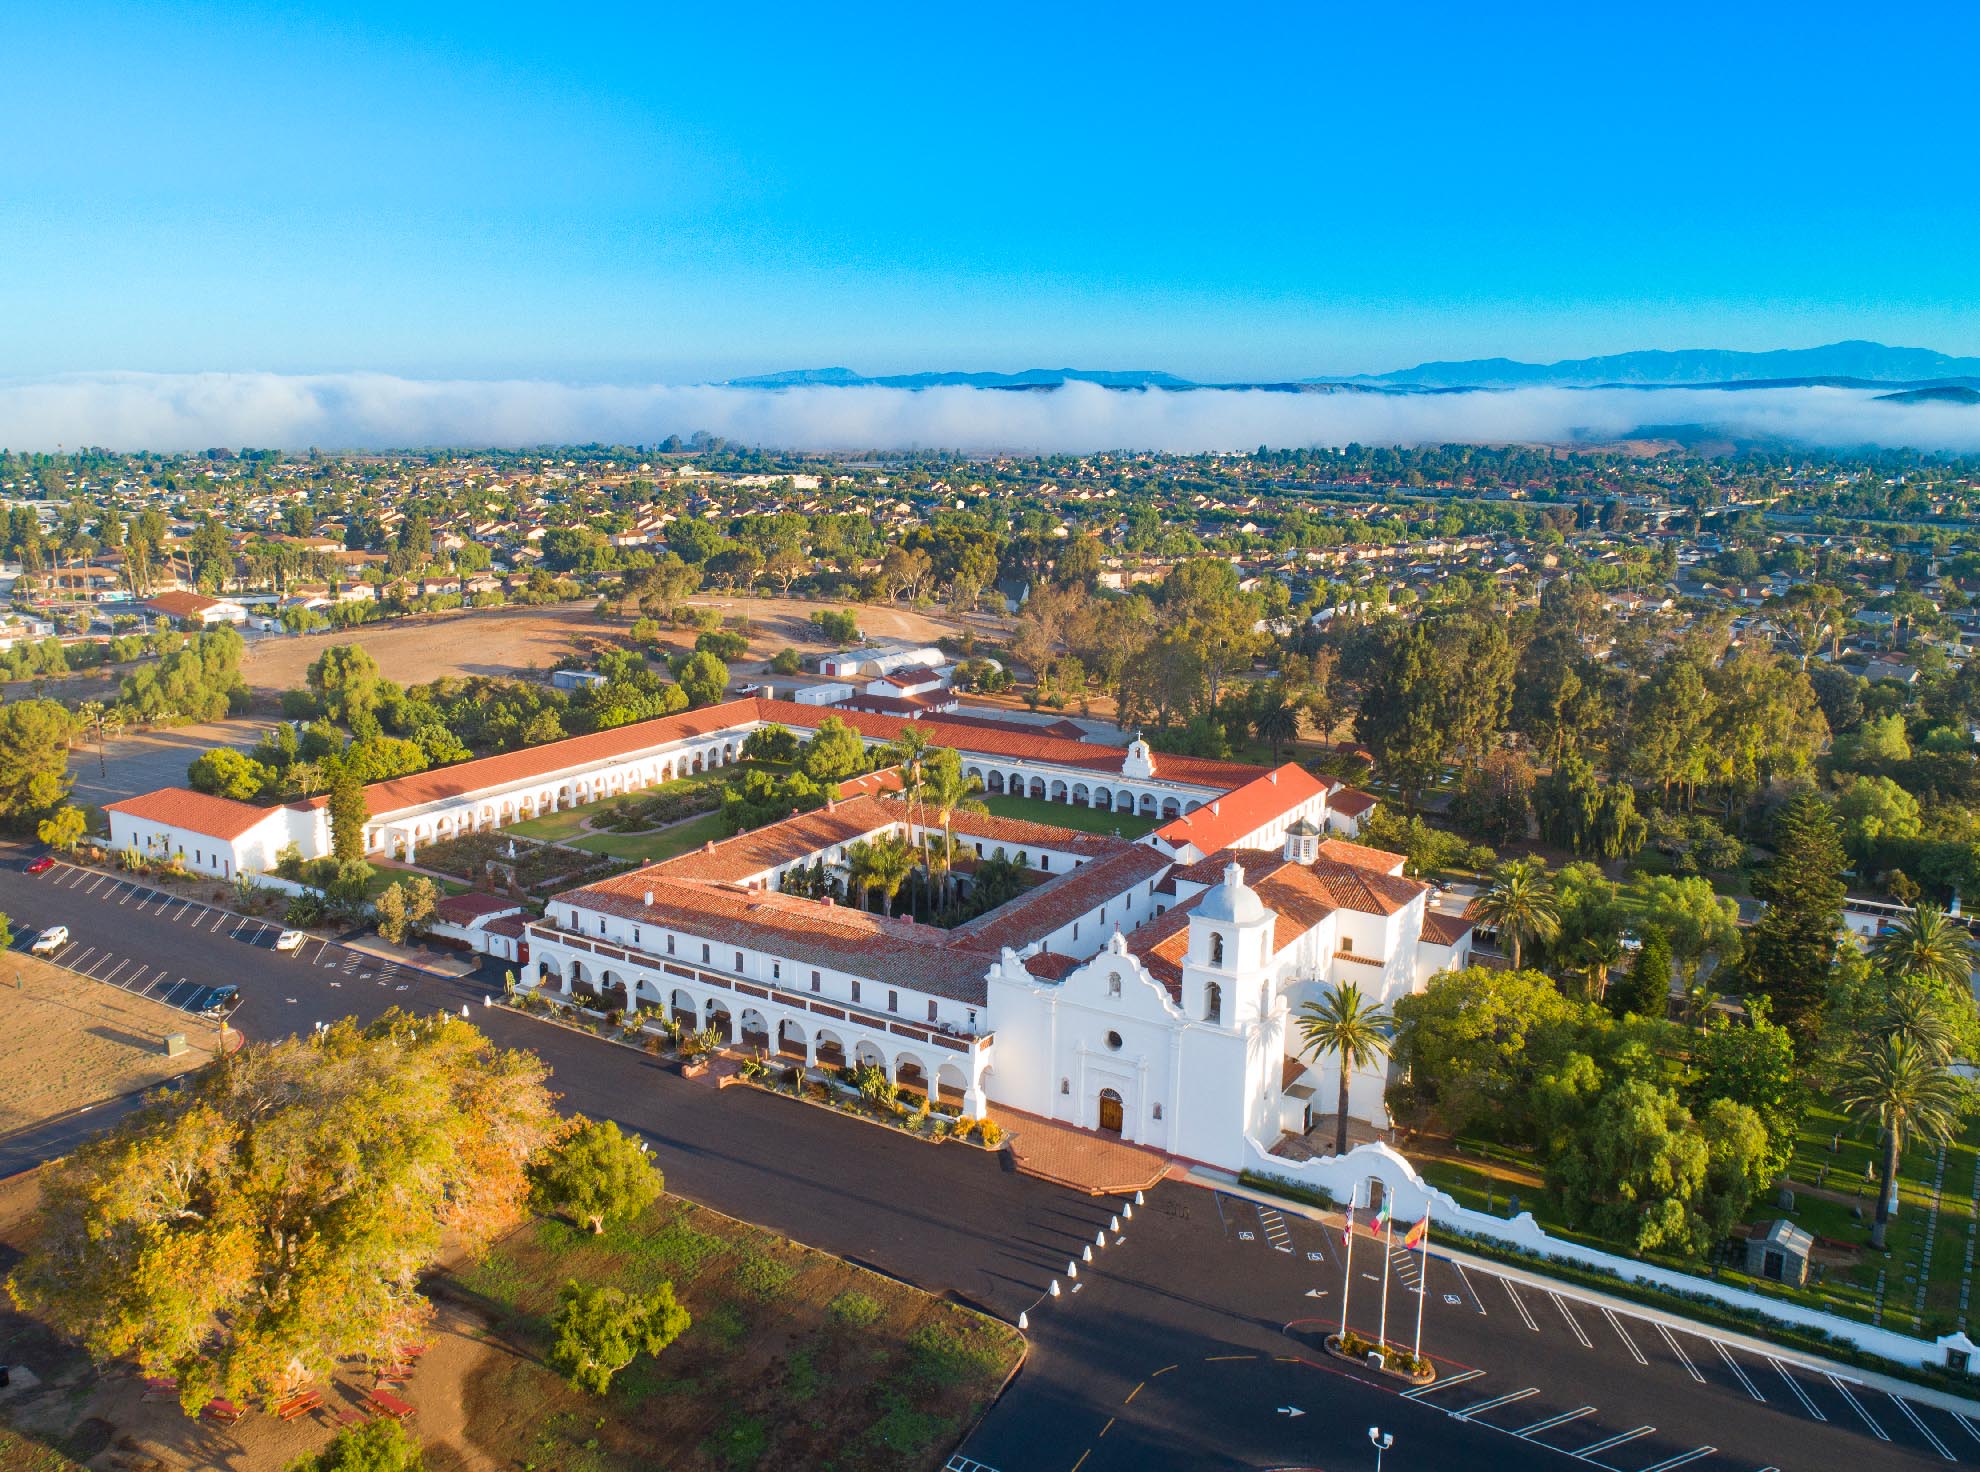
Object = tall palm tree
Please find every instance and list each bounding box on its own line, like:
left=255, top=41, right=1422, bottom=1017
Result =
left=1472, top=859, right=1560, bottom=971
left=1295, top=981, right=1394, bottom=1155
left=1839, top=1032, right=1964, bottom=1250
left=1871, top=903, right=1975, bottom=991
left=864, top=833, right=917, bottom=918
left=923, top=756, right=986, bottom=907
left=1880, top=981, right=1959, bottom=1064
left=1254, top=690, right=1300, bottom=762
left=1577, top=932, right=1625, bottom=1002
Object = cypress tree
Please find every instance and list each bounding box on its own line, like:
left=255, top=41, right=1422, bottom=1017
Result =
left=327, top=760, right=369, bottom=865
left=1612, top=927, right=1674, bottom=1020
left=1744, top=793, right=1846, bottom=1050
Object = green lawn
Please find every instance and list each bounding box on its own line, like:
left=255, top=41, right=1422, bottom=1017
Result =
left=981, top=792, right=1159, bottom=839
left=563, top=810, right=731, bottom=865
left=1411, top=1098, right=1980, bottom=1339
left=451, top=1195, right=1022, bottom=1471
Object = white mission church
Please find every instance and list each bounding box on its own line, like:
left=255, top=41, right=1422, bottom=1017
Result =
left=102, top=696, right=1466, bottom=1169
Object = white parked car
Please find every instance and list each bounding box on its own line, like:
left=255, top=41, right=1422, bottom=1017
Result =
left=29, top=926, right=69, bottom=957
left=274, top=930, right=307, bottom=953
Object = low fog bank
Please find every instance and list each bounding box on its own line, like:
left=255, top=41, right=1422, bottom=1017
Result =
left=1, top=372, right=1977, bottom=453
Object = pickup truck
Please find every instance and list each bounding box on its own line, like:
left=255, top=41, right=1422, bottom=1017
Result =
left=29, top=926, right=68, bottom=957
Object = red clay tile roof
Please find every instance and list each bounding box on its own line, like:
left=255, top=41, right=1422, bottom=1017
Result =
left=354, top=695, right=1268, bottom=821
left=360, top=699, right=763, bottom=815
left=1151, top=763, right=1324, bottom=854
left=1329, top=786, right=1378, bottom=818
left=104, top=787, right=283, bottom=841
left=142, top=591, right=230, bottom=618
left=1024, top=951, right=1083, bottom=982
left=434, top=891, right=524, bottom=924
left=1314, top=838, right=1406, bottom=875
left=1126, top=897, right=1200, bottom=1001
left=1421, top=910, right=1475, bottom=947
left=1282, top=1055, right=1307, bottom=1089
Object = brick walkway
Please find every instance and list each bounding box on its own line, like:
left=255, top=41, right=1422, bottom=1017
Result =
left=990, top=1107, right=1170, bottom=1196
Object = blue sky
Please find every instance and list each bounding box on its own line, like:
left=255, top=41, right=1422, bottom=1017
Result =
left=7, top=1, right=1980, bottom=382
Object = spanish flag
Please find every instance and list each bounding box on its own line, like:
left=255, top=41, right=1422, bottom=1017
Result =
left=1401, top=1216, right=1429, bottom=1252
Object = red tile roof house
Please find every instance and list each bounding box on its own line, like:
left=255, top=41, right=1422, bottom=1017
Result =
left=141, top=591, right=249, bottom=627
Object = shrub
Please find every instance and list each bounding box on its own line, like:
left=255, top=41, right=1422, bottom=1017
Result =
left=827, top=1290, right=883, bottom=1329
left=285, top=1416, right=425, bottom=1472
left=549, top=1279, right=690, bottom=1395
left=978, top=1119, right=1005, bottom=1148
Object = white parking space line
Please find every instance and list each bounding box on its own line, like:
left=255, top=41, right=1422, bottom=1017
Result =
left=1767, top=1359, right=1824, bottom=1421
left=68, top=947, right=97, bottom=970
left=116, top=887, right=132, bottom=906
left=1515, top=1405, right=1594, bottom=1436
left=1401, top=1367, right=1483, bottom=1400
left=1549, top=1293, right=1591, bottom=1348
left=1955, top=1410, right=1980, bottom=1445
left=1574, top=1425, right=1653, bottom=1457
left=1448, top=1259, right=1487, bottom=1315
left=1655, top=1324, right=1705, bottom=1383
left=100, top=958, right=132, bottom=985
left=82, top=875, right=105, bottom=894
left=1889, top=1395, right=1955, bottom=1460
left=1603, top=1308, right=1646, bottom=1365
left=1637, top=1449, right=1715, bottom=1472
left=1827, top=1375, right=1889, bottom=1440
left=1711, top=1340, right=1764, bottom=1402
left=1501, top=1278, right=1539, bottom=1331
left=1453, top=1386, right=1538, bottom=1421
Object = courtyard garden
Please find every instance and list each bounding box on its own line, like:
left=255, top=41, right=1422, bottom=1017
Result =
left=450, top=1195, right=1022, bottom=1471
left=980, top=792, right=1159, bottom=839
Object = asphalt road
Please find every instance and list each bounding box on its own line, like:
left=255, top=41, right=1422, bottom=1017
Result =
left=0, top=853, right=1956, bottom=1472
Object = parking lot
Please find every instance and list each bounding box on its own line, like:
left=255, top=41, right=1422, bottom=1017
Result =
left=1216, top=1188, right=1972, bottom=1470
left=11, top=862, right=429, bottom=1020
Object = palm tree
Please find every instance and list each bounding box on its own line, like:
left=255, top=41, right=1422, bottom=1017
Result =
left=923, top=756, right=986, bottom=906
left=1472, top=859, right=1560, bottom=971
left=1871, top=903, right=1974, bottom=991
left=1839, top=1032, right=1964, bottom=1250
left=1880, top=981, right=1959, bottom=1064
left=1295, top=981, right=1394, bottom=1155
left=1577, top=932, right=1625, bottom=1002
left=844, top=840, right=877, bottom=913
left=1254, top=691, right=1300, bottom=762
left=864, top=834, right=917, bottom=918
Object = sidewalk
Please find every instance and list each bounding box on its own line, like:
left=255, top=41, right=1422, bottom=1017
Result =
left=1192, top=1167, right=1980, bottom=1421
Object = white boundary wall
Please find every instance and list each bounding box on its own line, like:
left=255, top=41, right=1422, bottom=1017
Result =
left=1245, top=1137, right=1980, bottom=1377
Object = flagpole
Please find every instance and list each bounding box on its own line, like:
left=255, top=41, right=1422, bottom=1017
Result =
left=1339, top=1199, right=1355, bottom=1339
left=1412, top=1216, right=1429, bottom=1362
left=1377, top=1210, right=1394, bottom=1350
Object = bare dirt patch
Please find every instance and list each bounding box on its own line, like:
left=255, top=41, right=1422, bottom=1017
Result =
left=239, top=596, right=1001, bottom=694
left=0, top=956, right=223, bottom=1133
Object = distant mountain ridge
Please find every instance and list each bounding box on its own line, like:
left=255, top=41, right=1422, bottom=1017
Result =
left=724, top=343, right=1980, bottom=395
left=724, top=366, right=1194, bottom=390
left=1352, top=340, right=1980, bottom=389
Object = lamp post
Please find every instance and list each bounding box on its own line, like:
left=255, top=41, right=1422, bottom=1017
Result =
left=1369, top=1426, right=1394, bottom=1471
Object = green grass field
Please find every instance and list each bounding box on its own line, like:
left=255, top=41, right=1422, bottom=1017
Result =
left=1410, top=1097, right=1980, bottom=1338
left=452, top=1195, right=1021, bottom=1471
left=981, top=793, right=1159, bottom=839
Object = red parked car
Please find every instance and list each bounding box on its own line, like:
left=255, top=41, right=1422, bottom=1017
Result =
left=24, top=857, right=55, bottom=875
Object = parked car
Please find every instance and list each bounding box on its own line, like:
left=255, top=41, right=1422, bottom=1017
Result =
left=29, top=926, right=69, bottom=957
left=24, top=857, right=54, bottom=876
left=274, top=930, right=306, bottom=952
left=187, top=984, right=240, bottom=1019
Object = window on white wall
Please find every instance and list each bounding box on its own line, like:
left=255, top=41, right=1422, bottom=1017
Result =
left=1107, top=971, right=1122, bottom=998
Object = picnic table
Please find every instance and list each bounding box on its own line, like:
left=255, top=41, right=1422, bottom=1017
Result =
left=200, top=1397, right=245, bottom=1426
left=276, top=1388, right=323, bottom=1422
left=139, top=1376, right=178, bottom=1402
left=366, top=1388, right=416, bottom=1421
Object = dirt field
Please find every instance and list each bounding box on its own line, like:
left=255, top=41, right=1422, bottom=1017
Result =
left=0, top=955, right=223, bottom=1133
left=239, top=596, right=1001, bottom=696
